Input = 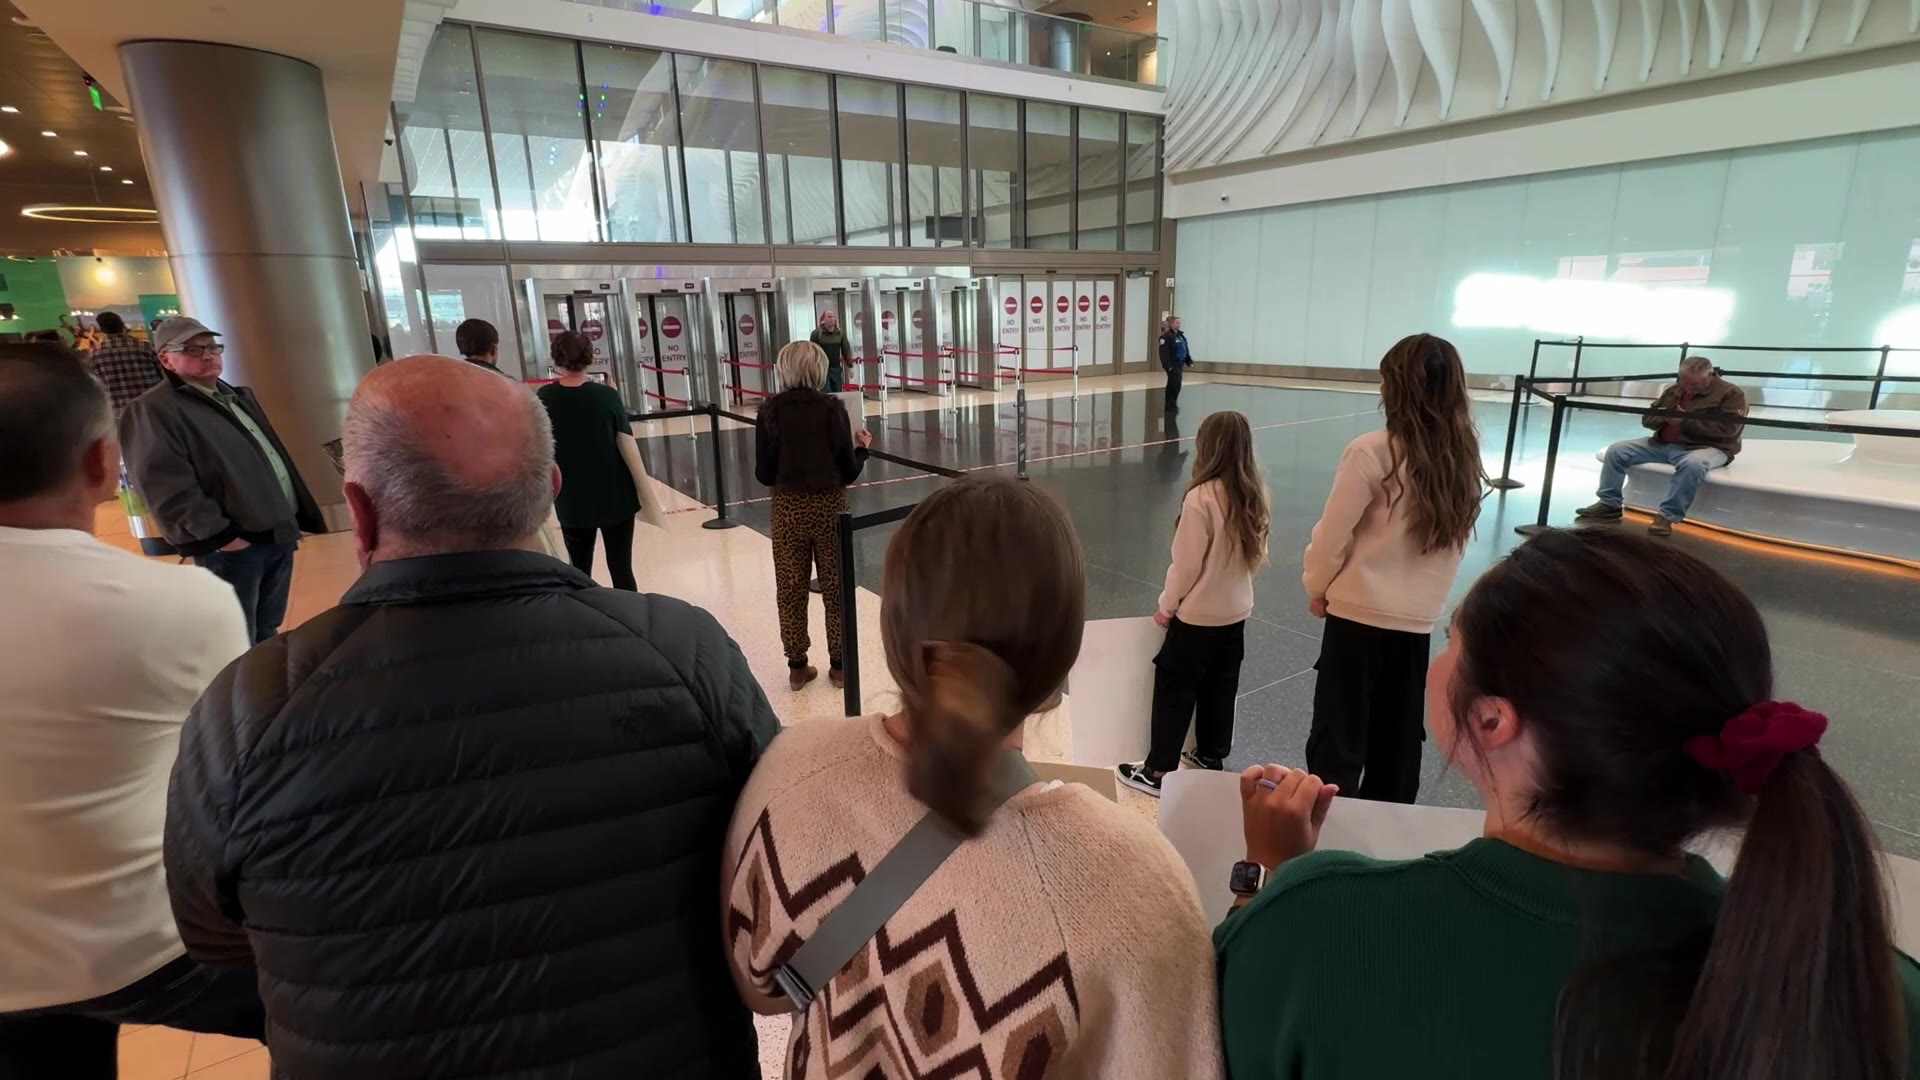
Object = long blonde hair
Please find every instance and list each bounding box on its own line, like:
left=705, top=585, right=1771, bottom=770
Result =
left=1379, top=333, right=1485, bottom=553
left=1187, top=411, right=1270, bottom=569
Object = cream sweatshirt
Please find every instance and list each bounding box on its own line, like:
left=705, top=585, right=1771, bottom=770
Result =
left=723, top=714, right=1226, bottom=1080
left=1302, top=430, right=1470, bottom=635
left=1157, top=479, right=1256, bottom=626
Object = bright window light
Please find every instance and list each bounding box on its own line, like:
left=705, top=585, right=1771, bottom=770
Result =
left=1451, top=272, right=1735, bottom=343
left=1875, top=306, right=1920, bottom=377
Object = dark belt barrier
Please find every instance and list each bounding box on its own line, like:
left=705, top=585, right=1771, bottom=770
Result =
left=1500, top=373, right=1920, bottom=537
left=1488, top=338, right=1919, bottom=493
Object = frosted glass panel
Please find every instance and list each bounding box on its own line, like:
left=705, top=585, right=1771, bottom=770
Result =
left=1175, top=128, right=1920, bottom=377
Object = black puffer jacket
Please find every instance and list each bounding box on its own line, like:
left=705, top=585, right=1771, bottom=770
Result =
left=164, top=551, right=780, bottom=1079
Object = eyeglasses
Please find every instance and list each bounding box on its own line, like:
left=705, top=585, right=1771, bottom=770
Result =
left=174, top=343, right=225, bottom=357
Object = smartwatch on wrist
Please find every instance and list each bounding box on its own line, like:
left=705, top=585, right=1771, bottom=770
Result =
left=1229, top=860, right=1267, bottom=898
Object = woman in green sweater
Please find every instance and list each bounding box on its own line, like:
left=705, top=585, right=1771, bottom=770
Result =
left=1216, top=527, right=1920, bottom=1080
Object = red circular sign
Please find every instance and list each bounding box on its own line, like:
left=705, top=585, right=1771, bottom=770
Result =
left=581, top=319, right=604, bottom=342
left=738, top=314, right=757, bottom=336
left=1029, top=296, right=1043, bottom=314
left=881, top=310, right=895, bottom=324
left=546, top=318, right=563, bottom=332
left=1003, top=296, right=1019, bottom=315
left=1055, top=296, right=1069, bottom=313
left=1097, top=294, right=1111, bottom=312
left=636, top=317, right=650, bottom=336
left=911, top=311, right=924, bottom=328
left=1076, top=295, right=1091, bottom=313
left=661, top=315, right=683, bottom=339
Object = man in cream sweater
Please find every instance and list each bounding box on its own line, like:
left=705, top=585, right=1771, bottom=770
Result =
left=0, top=344, right=260, bottom=1077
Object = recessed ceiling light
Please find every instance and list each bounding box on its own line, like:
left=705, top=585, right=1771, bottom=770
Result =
left=121, top=178, right=134, bottom=185
left=0, top=106, right=17, bottom=113
left=73, top=149, right=88, bottom=157
left=0, top=139, right=10, bottom=159
left=9, top=16, right=35, bottom=26
left=40, top=130, right=56, bottom=137
left=99, top=165, right=112, bottom=172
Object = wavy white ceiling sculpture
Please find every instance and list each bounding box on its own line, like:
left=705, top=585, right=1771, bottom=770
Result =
left=1161, top=0, right=1920, bottom=169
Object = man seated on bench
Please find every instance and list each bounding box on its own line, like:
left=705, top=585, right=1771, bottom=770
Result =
left=1577, top=356, right=1748, bottom=537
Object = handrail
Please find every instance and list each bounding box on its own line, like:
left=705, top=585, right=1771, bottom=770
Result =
left=1494, top=376, right=1920, bottom=537
left=562, top=0, right=1165, bottom=86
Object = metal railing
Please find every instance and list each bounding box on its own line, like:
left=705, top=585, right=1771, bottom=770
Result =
left=566, top=0, right=1165, bottom=85
left=1486, top=374, right=1920, bottom=537
left=1489, top=337, right=1920, bottom=492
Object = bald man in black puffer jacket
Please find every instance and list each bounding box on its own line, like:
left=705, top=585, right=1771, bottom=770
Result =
left=163, top=357, right=779, bottom=1079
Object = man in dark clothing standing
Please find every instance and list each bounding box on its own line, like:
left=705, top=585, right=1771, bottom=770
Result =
left=809, top=308, right=853, bottom=392
left=454, top=317, right=506, bottom=374
left=165, top=356, right=780, bottom=1079
left=119, top=317, right=325, bottom=642
left=86, top=311, right=164, bottom=417
left=1159, top=315, right=1195, bottom=411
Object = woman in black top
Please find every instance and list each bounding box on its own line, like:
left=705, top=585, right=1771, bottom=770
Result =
left=537, top=331, right=642, bottom=590
left=756, top=341, right=871, bottom=689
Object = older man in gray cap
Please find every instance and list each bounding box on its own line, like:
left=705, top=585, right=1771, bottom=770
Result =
left=120, top=316, right=325, bottom=642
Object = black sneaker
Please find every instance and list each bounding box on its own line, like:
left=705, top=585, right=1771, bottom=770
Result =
left=1115, top=762, right=1164, bottom=797
left=1181, top=750, right=1225, bottom=771
left=1574, top=501, right=1623, bottom=522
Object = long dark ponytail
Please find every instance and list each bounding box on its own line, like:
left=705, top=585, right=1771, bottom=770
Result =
left=1446, top=528, right=1906, bottom=1080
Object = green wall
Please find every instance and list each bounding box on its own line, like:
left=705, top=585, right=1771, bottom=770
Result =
left=0, top=259, right=70, bottom=338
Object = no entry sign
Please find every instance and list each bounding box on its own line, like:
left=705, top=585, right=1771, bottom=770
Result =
left=661, top=315, right=683, bottom=338
left=636, top=317, right=650, bottom=337
left=1004, top=296, right=1019, bottom=315
left=738, top=314, right=757, bottom=336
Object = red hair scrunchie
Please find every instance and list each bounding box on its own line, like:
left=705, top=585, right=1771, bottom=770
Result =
left=1682, top=700, right=1828, bottom=796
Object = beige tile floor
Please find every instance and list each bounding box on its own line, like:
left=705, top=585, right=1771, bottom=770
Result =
left=91, top=385, right=1165, bottom=1077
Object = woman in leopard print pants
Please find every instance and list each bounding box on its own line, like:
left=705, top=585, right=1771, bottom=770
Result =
left=755, top=341, right=871, bottom=690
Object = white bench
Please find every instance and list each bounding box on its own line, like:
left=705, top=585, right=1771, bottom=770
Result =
left=1602, top=410, right=1920, bottom=563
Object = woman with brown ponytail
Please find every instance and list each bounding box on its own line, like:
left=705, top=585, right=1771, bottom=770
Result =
left=722, top=477, right=1224, bottom=1079
left=1217, top=528, right=1920, bottom=1080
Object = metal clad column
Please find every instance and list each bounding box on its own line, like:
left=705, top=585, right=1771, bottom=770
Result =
left=119, top=41, right=370, bottom=525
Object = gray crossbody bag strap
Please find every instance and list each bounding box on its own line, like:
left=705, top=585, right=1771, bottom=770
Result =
left=771, top=750, right=1039, bottom=1014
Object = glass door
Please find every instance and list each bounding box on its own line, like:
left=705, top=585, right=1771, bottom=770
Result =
left=721, top=290, right=778, bottom=405
left=633, top=291, right=697, bottom=413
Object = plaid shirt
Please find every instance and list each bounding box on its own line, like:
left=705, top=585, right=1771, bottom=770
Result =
left=89, top=333, right=164, bottom=416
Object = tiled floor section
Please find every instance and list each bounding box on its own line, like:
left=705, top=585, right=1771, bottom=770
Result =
left=93, top=370, right=1920, bottom=1077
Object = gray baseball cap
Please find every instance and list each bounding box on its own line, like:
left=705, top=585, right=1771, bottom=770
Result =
left=152, top=316, right=221, bottom=352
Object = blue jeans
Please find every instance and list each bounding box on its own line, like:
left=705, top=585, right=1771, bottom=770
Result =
left=826, top=365, right=844, bottom=393
left=196, top=540, right=297, bottom=643
left=1595, top=439, right=1729, bottom=521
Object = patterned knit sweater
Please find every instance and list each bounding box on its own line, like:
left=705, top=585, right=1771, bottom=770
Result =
left=724, top=715, right=1226, bottom=1079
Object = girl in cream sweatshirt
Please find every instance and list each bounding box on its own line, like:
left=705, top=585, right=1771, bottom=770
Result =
left=1118, top=411, right=1270, bottom=797
left=1302, top=333, right=1484, bottom=803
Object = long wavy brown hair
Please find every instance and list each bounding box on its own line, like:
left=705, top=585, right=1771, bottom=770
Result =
left=1379, top=333, right=1485, bottom=553
left=1187, top=411, right=1270, bottom=569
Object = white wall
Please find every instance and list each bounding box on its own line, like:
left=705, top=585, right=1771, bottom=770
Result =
left=1173, top=125, right=1920, bottom=377
left=449, top=0, right=1166, bottom=114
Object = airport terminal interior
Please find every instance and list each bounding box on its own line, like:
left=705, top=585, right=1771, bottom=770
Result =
left=3, top=0, right=1920, bottom=1074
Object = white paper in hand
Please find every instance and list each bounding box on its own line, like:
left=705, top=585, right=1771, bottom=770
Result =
left=1066, top=617, right=1176, bottom=766
left=1157, top=770, right=1481, bottom=924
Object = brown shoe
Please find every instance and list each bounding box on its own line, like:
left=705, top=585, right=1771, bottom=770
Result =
left=788, top=666, right=818, bottom=690
left=828, top=666, right=845, bottom=689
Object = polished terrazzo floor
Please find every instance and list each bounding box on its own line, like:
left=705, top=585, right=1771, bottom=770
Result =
left=636, top=373, right=1920, bottom=859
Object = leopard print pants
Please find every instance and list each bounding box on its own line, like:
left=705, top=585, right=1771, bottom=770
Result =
left=770, top=488, right=849, bottom=666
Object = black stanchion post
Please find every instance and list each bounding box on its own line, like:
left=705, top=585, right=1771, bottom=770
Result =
left=834, top=511, right=860, bottom=717
left=701, top=402, right=742, bottom=531
left=1568, top=335, right=1584, bottom=390
left=1016, top=385, right=1029, bottom=481
left=1870, top=346, right=1891, bottom=410
left=1678, top=342, right=1690, bottom=366
left=1489, top=375, right=1527, bottom=491
left=1526, top=339, right=1541, bottom=384
left=1515, top=394, right=1567, bottom=537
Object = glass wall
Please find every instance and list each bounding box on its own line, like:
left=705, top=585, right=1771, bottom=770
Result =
left=1124, top=114, right=1160, bottom=251
left=1024, top=103, right=1073, bottom=250
left=762, top=68, right=837, bottom=244
left=968, top=94, right=1021, bottom=249
left=837, top=77, right=904, bottom=246
left=582, top=44, right=683, bottom=243
left=1172, top=127, right=1920, bottom=377
left=393, top=24, right=497, bottom=239
left=905, top=86, right=963, bottom=247
left=401, top=24, right=1163, bottom=252
left=676, top=55, right=767, bottom=244
left=1076, top=108, right=1121, bottom=251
